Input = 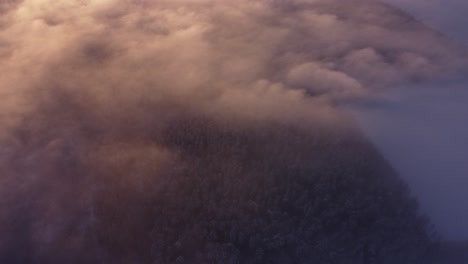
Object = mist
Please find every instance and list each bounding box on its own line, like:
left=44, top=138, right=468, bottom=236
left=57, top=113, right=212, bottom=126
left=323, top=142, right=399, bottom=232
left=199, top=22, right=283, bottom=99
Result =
left=0, top=0, right=467, bottom=263
left=349, top=0, right=468, bottom=241
left=350, top=79, right=468, bottom=241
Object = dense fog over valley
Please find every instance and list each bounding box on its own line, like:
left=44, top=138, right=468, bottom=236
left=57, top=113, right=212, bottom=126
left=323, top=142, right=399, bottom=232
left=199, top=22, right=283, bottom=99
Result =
left=0, top=0, right=466, bottom=263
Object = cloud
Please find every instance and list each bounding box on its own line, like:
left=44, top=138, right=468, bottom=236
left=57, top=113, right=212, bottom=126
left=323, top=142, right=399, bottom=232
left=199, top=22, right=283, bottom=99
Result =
left=0, top=0, right=466, bottom=262
left=0, top=0, right=465, bottom=111
left=287, top=62, right=366, bottom=98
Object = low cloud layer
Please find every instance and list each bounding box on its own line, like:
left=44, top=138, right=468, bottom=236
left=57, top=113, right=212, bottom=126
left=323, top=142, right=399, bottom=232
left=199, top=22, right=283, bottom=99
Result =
left=0, top=0, right=466, bottom=262
left=1, top=0, right=465, bottom=120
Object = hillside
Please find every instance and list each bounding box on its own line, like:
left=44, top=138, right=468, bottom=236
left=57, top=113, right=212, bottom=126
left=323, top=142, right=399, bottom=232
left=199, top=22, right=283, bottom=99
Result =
left=1, top=113, right=433, bottom=263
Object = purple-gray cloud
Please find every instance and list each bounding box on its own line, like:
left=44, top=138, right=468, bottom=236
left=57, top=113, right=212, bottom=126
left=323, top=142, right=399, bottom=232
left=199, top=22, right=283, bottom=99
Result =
left=380, top=0, right=468, bottom=42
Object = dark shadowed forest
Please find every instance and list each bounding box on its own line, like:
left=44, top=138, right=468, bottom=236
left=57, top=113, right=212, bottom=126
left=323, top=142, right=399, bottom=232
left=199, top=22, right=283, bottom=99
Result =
left=2, top=109, right=436, bottom=263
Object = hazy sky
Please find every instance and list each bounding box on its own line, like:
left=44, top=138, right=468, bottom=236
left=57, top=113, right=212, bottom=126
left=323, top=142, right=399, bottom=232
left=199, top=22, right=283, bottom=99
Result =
left=380, top=0, right=468, bottom=42
left=355, top=0, right=468, bottom=240
left=352, top=81, right=468, bottom=241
